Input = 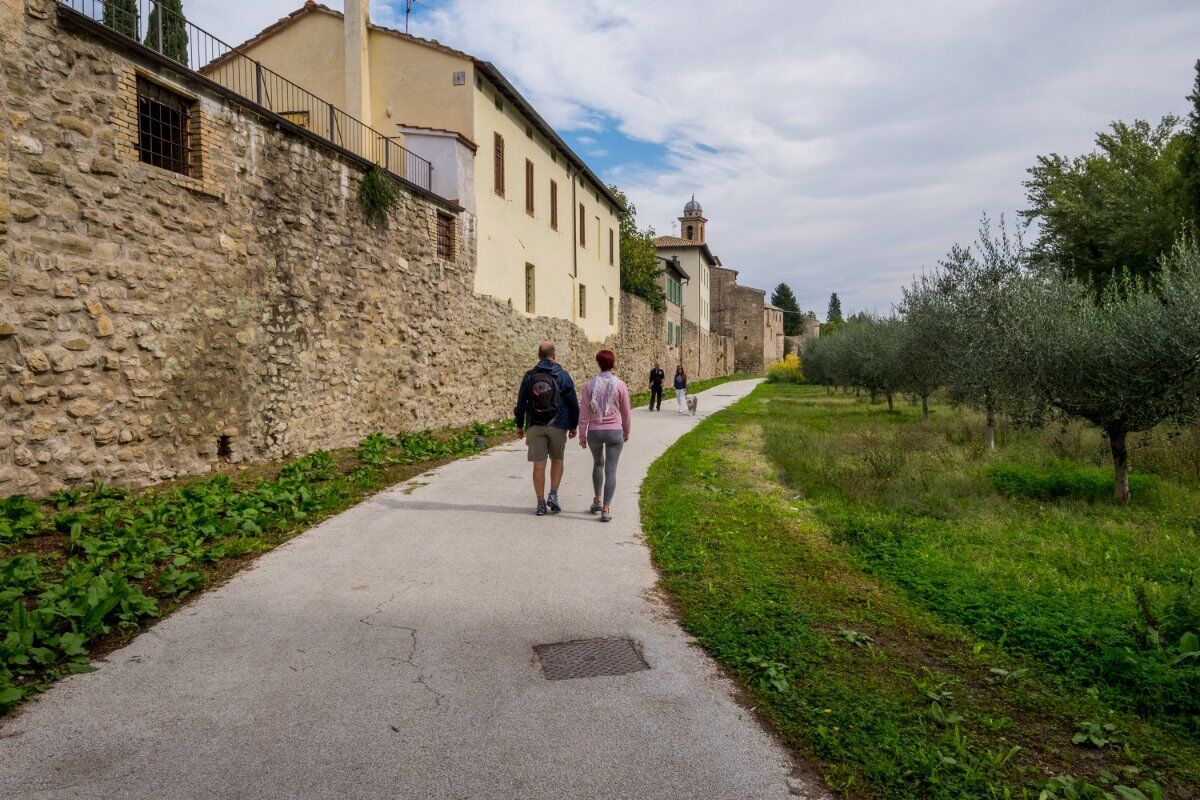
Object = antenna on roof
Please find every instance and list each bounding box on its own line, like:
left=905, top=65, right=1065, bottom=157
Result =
left=404, top=0, right=425, bottom=33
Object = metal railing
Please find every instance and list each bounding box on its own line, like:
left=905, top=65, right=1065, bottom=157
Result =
left=56, top=0, right=435, bottom=196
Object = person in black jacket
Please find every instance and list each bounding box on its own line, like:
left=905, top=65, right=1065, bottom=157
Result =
left=648, top=362, right=665, bottom=411
left=514, top=342, right=579, bottom=516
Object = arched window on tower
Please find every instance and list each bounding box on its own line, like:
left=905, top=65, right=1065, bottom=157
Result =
left=685, top=225, right=694, bottom=240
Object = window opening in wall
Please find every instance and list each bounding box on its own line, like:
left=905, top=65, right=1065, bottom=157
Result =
left=136, top=75, right=194, bottom=177
left=493, top=132, right=505, bottom=196
left=595, top=217, right=600, bottom=259
left=609, top=296, right=615, bottom=325
left=436, top=213, right=454, bottom=260
left=495, top=96, right=503, bottom=111
left=676, top=325, right=682, bottom=347
left=579, top=284, right=587, bottom=318
left=579, top=204, right=586, bottom=246
left=550, top=180, right=559, bottom=230
left=217, top=435, right=233, bottom=461
left=525, top=159, right=534, bottom=214
left=280, top=110, right=311, bottom=129
left=685, top=225, right=694, bottom=240
left=476, top=75, right=483, bottom=89
left=525, top=263, right=536, bottom=314
left=525, top=124, right=533, bottom=138
left=608, top=228, right=614, bottom=265
left=667, top=320, right=674, bottom=344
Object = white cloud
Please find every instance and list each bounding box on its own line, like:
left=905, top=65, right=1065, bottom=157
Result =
left=195, top=0, right=1200, bottom=316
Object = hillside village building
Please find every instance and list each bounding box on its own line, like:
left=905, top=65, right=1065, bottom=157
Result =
left=205, top=0, right=622, bottom=342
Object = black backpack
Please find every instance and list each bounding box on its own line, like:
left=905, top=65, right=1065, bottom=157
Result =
left=528, top=368, right=562, bottom=424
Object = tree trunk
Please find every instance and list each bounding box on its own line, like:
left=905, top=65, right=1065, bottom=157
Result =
left=1108, top=427, right=1130, bottom=503
left=886, top=393, right=894, bottom=412
left=985, top=405, right=996, bottom=451
left=869, top=389, right=877, bottom=404
left=921, top=393, right=929, bottom=421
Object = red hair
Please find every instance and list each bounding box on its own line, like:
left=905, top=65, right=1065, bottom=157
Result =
left=595, top=349, right=616, bottom=371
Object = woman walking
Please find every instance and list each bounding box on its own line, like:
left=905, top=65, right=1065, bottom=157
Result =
left=578, top=349, right=632, bottom=523
left=673, top=365, right=688, bottom=414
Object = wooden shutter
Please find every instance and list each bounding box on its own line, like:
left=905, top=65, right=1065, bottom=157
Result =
left=493, top=133, right=504, bottom=196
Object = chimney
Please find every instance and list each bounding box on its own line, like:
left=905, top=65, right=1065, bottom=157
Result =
left=344, top=0, right=371, bottom=128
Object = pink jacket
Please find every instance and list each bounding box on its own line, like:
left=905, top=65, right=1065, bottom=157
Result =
left=578, top=374, right=632, bottom=440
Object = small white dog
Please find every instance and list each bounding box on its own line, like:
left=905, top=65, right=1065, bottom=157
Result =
left=686, top=394, right=698, bottom=415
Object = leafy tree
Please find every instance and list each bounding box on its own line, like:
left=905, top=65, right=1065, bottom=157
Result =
left=771, top=283, right=802, bottom=335
left=857, top=317, right=906, bottom=411
left=609, top=186, right=665, bottom=313
left=826, top=292, right=843, bottom=324
left=103, top=0, right=138, bottom=37
left=1009, top=237, right=1200, bottom=502
left=144, top=0, right=189, bottom=65
left=1180, top=60, right=1200, bottom=231
left=937, top=217, right=1028, bottom=449
left=1022, top=117, right=1190, bottom=288
left=898, top=273, right=953, bottom=421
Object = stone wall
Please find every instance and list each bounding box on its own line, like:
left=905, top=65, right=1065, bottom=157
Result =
left=0, top=0, right=731, bottom=496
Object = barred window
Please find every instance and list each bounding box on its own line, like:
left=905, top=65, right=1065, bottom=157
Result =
left=137, top=76, right=194, bottom=177
left=609, top=296, right=614, bottom=325
left=525, top=263, right=536, bottom=314
left=550, top=180, right=558, bottom=230
left=493, top=132, right=505, bottom=196
left=579, top=284, right=587, bottom=318
left=436, top=213, right=454, bottom=260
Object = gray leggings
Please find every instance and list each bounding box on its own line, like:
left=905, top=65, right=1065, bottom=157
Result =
left=587, top=429, right=624, bottom=506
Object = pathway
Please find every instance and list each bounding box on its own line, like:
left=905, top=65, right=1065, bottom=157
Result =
left=0, top=379, right=825, bottom=799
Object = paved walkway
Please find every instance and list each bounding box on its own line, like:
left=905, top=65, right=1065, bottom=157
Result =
left=1, top=378, right=822, bottom=800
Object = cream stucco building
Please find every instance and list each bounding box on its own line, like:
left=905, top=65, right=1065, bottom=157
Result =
left=206, top=0, right=622, bottom=341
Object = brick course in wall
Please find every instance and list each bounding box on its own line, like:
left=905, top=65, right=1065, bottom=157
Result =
left=0, top=0, right=732, bottom=496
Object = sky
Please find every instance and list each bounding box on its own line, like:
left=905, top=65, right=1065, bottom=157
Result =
left=201, top=0, right=1200, bottom=319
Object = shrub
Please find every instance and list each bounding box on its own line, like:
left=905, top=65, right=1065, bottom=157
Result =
left=358, top=166, right=400, bottom=224
left=766, top=354, right=804, bottom=384
left=985, top=460, right=1160, bottom=503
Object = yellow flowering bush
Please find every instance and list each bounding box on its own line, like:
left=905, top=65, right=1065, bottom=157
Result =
left=766, top=353, right=804, bottom=383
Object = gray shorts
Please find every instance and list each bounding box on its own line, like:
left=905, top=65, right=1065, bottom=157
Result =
left=526, top=425, right=567, bottom=462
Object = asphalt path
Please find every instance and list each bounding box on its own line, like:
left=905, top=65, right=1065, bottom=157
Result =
left=1, top=378, right=829, bottom=799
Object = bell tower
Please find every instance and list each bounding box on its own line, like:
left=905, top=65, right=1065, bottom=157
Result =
left=678, top=194, right=706, bottom=243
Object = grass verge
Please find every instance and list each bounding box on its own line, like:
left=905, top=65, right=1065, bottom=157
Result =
left=0, top=419, right=515, bottom=716
left=641, top=384, right=1199, bottom=799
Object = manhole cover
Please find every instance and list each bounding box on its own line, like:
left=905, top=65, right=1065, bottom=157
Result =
left=534, top=638, right=649, bottom=680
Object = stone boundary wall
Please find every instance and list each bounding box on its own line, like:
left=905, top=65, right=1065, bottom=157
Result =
left=0, top=1, right=732, bottom=496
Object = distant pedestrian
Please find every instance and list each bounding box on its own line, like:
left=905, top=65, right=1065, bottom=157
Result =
left=674, top=366, right=688, bottom=414
left=648, top=361, right=665, bottom=411
left=579, top=349, right=631, bottom=523
left=514, top=342, right=579, bottom=516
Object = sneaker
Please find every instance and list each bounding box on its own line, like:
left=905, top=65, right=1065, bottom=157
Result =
left=590, top=499, right=603, bottom=514
left=536, top=501, right=548, bottom=516
left=600, top=510, right=612, bottom=522
left=546, top=493, right=562, bottom=514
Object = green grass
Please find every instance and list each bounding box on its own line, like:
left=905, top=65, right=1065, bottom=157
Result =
left=0, top=419, right=515, bottom=715
left=628, top=372, right=755, bottom=409
left=641, top=384, right=1200, bottom=799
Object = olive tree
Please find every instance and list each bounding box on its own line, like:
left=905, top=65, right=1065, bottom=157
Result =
left=897, top=272, right=953, bottom=420
left=937, top=218, right=1028, bottom=449
left=1010, top=237, right=1200, bottom=502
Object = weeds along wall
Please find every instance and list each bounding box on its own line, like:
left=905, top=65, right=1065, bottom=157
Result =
left=0, top=0, right=733, bottom=496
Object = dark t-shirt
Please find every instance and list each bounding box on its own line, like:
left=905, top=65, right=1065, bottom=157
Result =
left=649, top=368, right=665, bottom=388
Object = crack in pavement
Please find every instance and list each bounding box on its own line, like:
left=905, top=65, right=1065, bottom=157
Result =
left=361, top=594, right=446, bottom=710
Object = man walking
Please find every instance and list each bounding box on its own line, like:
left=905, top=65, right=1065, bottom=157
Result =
left=514, top=342, right=579, bottom=516
left=648, top=361, right=665, bottom=412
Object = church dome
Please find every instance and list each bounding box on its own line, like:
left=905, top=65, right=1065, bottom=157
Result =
left=683, top=194, right=702, bottom=214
